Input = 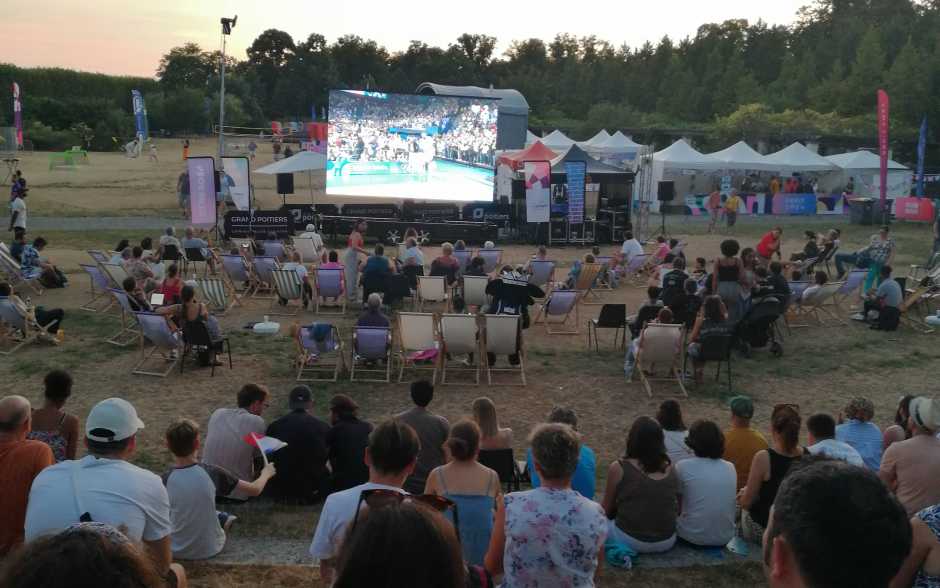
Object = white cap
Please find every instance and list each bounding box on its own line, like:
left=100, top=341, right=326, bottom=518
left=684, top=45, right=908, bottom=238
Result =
left=305, top=224, right=316, bottom=232
left=85, top=398, right=145, bottom=442
left=910, top=397, right=940, bottom=431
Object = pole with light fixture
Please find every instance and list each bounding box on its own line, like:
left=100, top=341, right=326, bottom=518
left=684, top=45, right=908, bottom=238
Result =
left=218, top=15, right=237, bottom=159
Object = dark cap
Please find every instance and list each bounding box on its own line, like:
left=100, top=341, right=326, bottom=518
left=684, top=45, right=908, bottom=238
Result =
left=729, top=395, right=754, bottom=419
left=289, top=385, right=312, bottom=408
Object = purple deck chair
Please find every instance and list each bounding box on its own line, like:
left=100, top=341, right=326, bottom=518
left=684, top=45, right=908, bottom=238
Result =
left=132, top=312, right=182, bottom=377
left=296, top=323, right=345, bottom=382
left=527, top=260, right=556, bottom=290
left=106, top=288, right=141, bottom=347
left=315, top=268, right=346, bottom=315
left=350, top=327, right=392, bottom=382
left=262, top=241, right=287, bottom=262
left=536, top=289, right=581, bottom=334
left=251, top=256, right=279, bottom=297
left=624, top=253, right=650, bottom=286
left=478, top=249, right=503, bottom=273
left=80, top=263, right=115, bottom=312
left=87, top=250, right=111, bottom=264
left=453, top=249, right=472, bottom=270
left=835, top=269, right=867, bottom=305
left=221, top=254, right=255, bottom=298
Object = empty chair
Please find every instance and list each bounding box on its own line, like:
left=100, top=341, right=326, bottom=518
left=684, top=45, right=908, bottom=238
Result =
left=573, top=263, right=604, bottom=303
left=132, top=312, right=183, bottom=377
left=478, top=249, right=503, bottom=273
left=790, top=282, right=846, bottom=327
left=251, top=256, right=279, bottom=297
left=79, top=263, right=115, bottom=312
left=417, top=275, right=449, bottom=312
left=220, top=254, right=256, bottom=297
left=180, top=319, right=232, bottom=377
left=462, top=275, right=489, bottom=311
left=0, top=298, right=57, bottom=355
left=87, top=250, right=111, bottom=265
left=315, top=268, right=346, bottom=315
left=439, top=313, right=481, bottom=384
left=350, top=326, right=392, bottom=382
left=534, top=289, right=581, bottom=334
left=105, top=288, right=142, bottom=347
left=270, top=268, right=304, bottom=315
left=698, top=333, right=734, bottom=392
left=834, top=270, right=867, bottom=307
left=262, top=240, right=287, bottom=262
left=292, top=237, right=321, bottom=264
left=296, top=323, right=345, bottom=382
left=196, top=277, right=235, bottom=314
left=588, top=303, right=627, bottom=350
left=633, top=322, right=687, bottom=398
left=396, top=312, right=440, bottom=383
left=483, top=314, right=525, bottom=386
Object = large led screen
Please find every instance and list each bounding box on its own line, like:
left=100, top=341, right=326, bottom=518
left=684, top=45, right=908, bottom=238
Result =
left=327, top=90, right=497, bottom=201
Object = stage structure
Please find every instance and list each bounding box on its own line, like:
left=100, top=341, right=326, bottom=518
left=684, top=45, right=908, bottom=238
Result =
left=415, top=83, right=529, bottom=150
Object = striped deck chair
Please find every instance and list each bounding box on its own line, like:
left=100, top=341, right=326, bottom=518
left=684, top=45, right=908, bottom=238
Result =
left=251, top=256, right=279, bottom=297
left=396, top=312, right=440, bottom=383
left=100, top=262, right=131, bottom=290
left=453, top=249, right=472, bottom=270
left=462, top=275, right=489, bottom=311
left=220, top=254, right=256, bottom=298
left=527, top=260, right=555, bottom=299
left=132, top=312, right=183, bottom=377
left=633, top=322, right=687, bottom=398
left=575, top=263, right=605, bottom=304
left=595, top=256, right=615, bottom=290
left=0, top=247, right=43, bottom=296
left=79, top=263, right=115, bottom=312
left=262, top=241, right=287, bottom=262
left=292, top=237, right=321, bottom=264
left=440, top=313, right=481, bottom=385
left=87, top=250, right=111, bottom=265
left=833, top=270, right=867, bottom=307
left=106, top=288, right=142, bottom=347
left=790, top=282, right=846, bottom=327
left=899, top=286, right=935, bottom=334
left=478, top=249, right=503, bottom=273
left=483, top=314, right=525, bottom=386
left=624, top=254, right=650, bottom=287
left=417, top=275, right=449, bottom=312
left=350, top=326, right=392, bottom=382
left=534, top=289, right=581, bottom=334
left=0, top=297, right=57, bottom=355
left=315, top=268, right=346, bottom=315
left=296, top=323, right=345, bottom=382
left=196, top=277, right=235, bottom=313
left=271, top=269, right=304, bottom=315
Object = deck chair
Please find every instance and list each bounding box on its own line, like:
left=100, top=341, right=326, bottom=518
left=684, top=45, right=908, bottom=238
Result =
left=250, top=256, right=279, bottom=297
left=624, top=254, right=650, bottom=286
left=105, top=288, right=142, bottom=347
left=183, top=248, right=210, bottom=277
left=196, top=277, right=235, bottom=313
left=270, top=269, right=304, bottom=315
left=87, top=250, right=111, bottom=264
left=575, top=263, right=604, bottom=304
left=588, top=304, right=627, bottom=350
left=230, top=238, right=252, bottom=250
left=633, top=322, right=687, bottom=398
left=296, top=323, right=345, bottom=382
left=417, top=275, right=449, bottom=312
left=0, top=248, right=43, bottom=296
left=527, top=260, right=555, bottom=299
left=315, top=268, right=346, bottom=315
left=594, top=256, right=615, bottom=289
left=899, top=286, right=935, bottom=334
left=396, top=312, right=440, bottom=383
left=462, top=275, right=489, bottom=311
left=0, top=298, right=57, bottom=355
left=79, top=264, right=115, bottom=312
left=820, top=245, right=839, bottom=276
left=534, top=289, right=581, bottom=334
left=262, top=241, right=287, bottom=262
left=483, top=314, right=526, bottom=386
left=478, top=249, right=503, bottom=273
left=220, top=254, right=256, bottom=298
left=132, top=312, right=183, bottom=377
left=439, top=314, right=481, bottom=385
left=909, top=254, right=940, bottom=283
left=453, top=249, right=472, bottom=270
left=100, top=262, right=131, bottom=290
left=292, top=237, right=321, bottom=264
left=790, top=282, right=846, bottom=327
left=350, top=327, right=393, bottom=382
left=833, top=270, right=867, bottom=307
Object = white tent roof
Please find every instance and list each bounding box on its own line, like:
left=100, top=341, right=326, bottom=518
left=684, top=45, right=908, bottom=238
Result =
left=825, top=150, right=908, bottom=171
left=763, top=142, right=836, bottom=172
left=541, top=129, right=576, bottom=150
left=255, top=150, right=327, bottom=174
left=652, top=139, right=721, bottom=170
left=594, top=130, right=643, bottom=152
left=707, top=141, right=776, bottom=171
left=525, top=130, right=540, bottom=146
left=581, top=129, right=611, bottom=146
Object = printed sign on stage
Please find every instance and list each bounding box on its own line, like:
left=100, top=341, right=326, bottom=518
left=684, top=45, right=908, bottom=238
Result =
left=224, top=210, right=293, bottom=238
left=187, top=157, right=217, bottom=227
left=565, top=161, right=587, bottom=224
left=524, top=161, right=551, bottom=223
left=221, top=156, right=250, bottom=211
left=771, top=194, right=817, bottom=215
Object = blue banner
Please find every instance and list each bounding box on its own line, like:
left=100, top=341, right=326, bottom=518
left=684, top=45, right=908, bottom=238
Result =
left=565, top=161, right=586, bottom=224
left=916, top=116, right=927, bottom=197
left=131, top=90, right=149, bottom=141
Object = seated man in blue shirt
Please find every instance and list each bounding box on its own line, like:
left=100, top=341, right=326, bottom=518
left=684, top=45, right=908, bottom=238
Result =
left=854, top=265, right=903, bottom=330
left=525, top=406, right=596, bottom=498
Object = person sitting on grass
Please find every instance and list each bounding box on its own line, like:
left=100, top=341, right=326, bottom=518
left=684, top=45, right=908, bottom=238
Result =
left=201, top=384, right=269, bottom=501
left=264, top=386, right=331, bottom=505
left=25, top=369, right=80, bottom=462
left=525, top=406, right=597, bottom=499
left=723, top=395, right=767, bottom=491
left=883, top=395, right=914, bottom=451
left=675, top=419, right=736, bottom=548
left=327, top=395, right=375, bottom=493
left=879, top=396, right=940, bottom=517
left=657, top=399, right=694, bottom=464
left=805, top=413, right=863, bottom=466
left=0, top=281, right=64, bottom=335
left=891, top=500, right=940, bottom=588
left=836, top=397, right=883, bottom=471
left=472, top=397, right=513, bottom=451
left=854, top=264, right=902, bottom=330
left=163, top=418, right=275, bottom=560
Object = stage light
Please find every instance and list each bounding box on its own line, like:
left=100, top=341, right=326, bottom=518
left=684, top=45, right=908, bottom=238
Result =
left=221, top=15, right=237, bottom=35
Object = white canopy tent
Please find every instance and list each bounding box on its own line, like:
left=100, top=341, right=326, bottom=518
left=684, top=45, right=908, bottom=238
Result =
left=825, top=150, right=907, bottom=171
left=597, top=131, right=642, bottom=151
left=645, top=139, right=723, bottom=211
left=525, top=130, right=541, bottom=146
left=823, top=150, right=912, bottom=198
left=580, top=129, right=611, bottom=147
left=541, top=129, right=576, bottom=151
left=762, top=142, right=837, bottom=172
left=256, top=150, right=327, bottom=203
left=706, top=141, right=777, bottom=171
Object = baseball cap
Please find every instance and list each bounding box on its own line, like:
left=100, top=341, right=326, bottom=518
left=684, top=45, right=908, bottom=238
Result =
left=289, top=385, right=313, bottom=408
left=910, top=397, right=939, bottom=431
left=729, top=396, right=754, bottom=419
left=85, top=398, right=145, bottom=442
left=305, top=224, right=316, bottom=232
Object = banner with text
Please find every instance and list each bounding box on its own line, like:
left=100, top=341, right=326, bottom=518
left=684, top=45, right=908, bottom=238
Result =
left=877, top=89, right=889, bottom=207
left=565, top=161, right=587, bottom=224
left=524, top=161, right=551, bottom=223
left=12, top=82, right=23, bottom=148
left=224, top=210, right=293, bottom=239
left=187, top=157, right=217, bottom=227
left=131, top=90, right=149, bottom=142
left=221, top=156, right=251, bottom=211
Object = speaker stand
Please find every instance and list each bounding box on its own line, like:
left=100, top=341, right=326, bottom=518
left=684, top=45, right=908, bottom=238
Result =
left=659, top=205, right=669, bottom=239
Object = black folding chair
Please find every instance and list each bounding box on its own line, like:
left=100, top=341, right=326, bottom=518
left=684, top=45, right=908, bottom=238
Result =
left=699, top=333, right=734, bottom=392
left=588, top=304, right=627, bottom=351
left=181, top=320, right=232, bottom=377
left=162, top=244, right=182, bottom=264
left=184, top=248, right=209, bottom=277
left=478, top=448, right=521, bottom=493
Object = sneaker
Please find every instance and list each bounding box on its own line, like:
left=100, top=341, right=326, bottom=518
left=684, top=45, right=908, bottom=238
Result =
left=850, top=313, right=866, bottom=321
left=222, top=514, right=238, bottom=533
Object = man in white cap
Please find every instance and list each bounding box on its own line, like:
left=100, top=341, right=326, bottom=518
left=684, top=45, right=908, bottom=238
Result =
left=298, top=223, right=324, bottom=252
left=24, top=398, right=181, bottom=584
left=880, top=396, right=940, bottom=516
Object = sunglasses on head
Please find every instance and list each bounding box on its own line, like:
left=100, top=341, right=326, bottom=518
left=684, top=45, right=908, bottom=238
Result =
left=349, top=489, right=460, bottom=541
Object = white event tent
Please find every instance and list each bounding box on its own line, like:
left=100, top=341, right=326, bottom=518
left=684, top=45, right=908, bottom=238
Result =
left=256, top=150, right=327, bottom=202
left=823, top=150, right=912, bottom=198
left=762, top=142, right=837, bottom=172
left=647, top=139, right=723, bottom=210
left=541, top=129, right=576, bottom=151
left=580, top=129, right=611, bottom=147
left=706, top=141, right=777, bottom=171
left=525, top=130, right=541, bottom=146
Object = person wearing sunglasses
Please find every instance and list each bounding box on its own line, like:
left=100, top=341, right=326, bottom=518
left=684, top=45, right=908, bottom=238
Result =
left=309, top=419, right=420, bottom=586
left=738, top=404, right=805, bottom=544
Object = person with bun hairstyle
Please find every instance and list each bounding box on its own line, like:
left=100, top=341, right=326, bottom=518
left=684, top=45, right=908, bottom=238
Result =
left=738, top=404, right=805, bottom=544
left=424, top=419, right=500, bottom=565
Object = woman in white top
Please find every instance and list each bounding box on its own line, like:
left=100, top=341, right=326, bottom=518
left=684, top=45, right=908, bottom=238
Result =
left=472, top=397, right=513, bottom=450
left=657, top=399, right=694, bottom=464
left=674, top=420, right=737, bottom=547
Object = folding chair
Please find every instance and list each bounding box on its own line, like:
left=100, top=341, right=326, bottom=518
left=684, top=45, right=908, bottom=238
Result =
left=439, top=313, right=481, bottom=384
left=262, top=241, right=287, bottom=262
left=478, top=249, right=503, bottom=273
left=79, top=263, right=115, bottom=312
left=632, top=322, right=687, bottom=398
left=417, top=275, right=449, bottom=312
left=462, top=275, right=489, bottom=311
left=588, top=303, right=627, bottom=350
left=594, top=256, right=615, bottom=290
left=790, top=282, right=846, bottom=327
left=575, top=263, right=604, bottom=304
left=478, top=448, right=521, bottom=493
left=396, top=312, right=440, bottom=383
left=315, top=268, right=346, bottom=315
left=0, top=298, right=57, bottom=355
left=180, top=320, right=232, bottom=377
left=161, top=244, right=183, bottom=264
left=899, top=286, right=935, bottom=334
left=296, top=323, right=345, bottom=382
left=624, top=254, right=650, bottom=286
left=453, top=249, right=472, bottom=270
left=270, top=269, right=304, bottom=315
left=250, top=256, right=279, bottom=297
left=0, top=248, right=43, bottom=296
left=105, top=288, right=142, bottom=347
left=698, top=333, right=734, bottom=393
left=100, top=262, right=131, bottom=290
left=132, top=312, right=183, bottom=377
left=527, top=260, right=555, bottom=300
left=292, top=237, right=321, bottom=264
left=350, top=326, right=393, bottom=382
left=183, top=248, right=210, bottom=277
left=87, top=250, right=111, bottom=265
left=821, top=245, right=839, bottom=276
left=833, top=270, right=867, bottom=307
left=483, top=314, right=526, bottom=386
left=534, top=289, right=581, bottom=334
left=220, top=254, right=256, bottom=298
left=196, top=277, right=235, bottom=313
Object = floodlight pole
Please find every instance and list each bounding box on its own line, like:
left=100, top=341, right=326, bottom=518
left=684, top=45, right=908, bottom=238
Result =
left=218, top=15, right=236, bottom=160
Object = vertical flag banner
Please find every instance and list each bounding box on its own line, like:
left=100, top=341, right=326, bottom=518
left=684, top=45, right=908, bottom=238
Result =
left=916, top=116, right=927, bottom=197
left=131, top=90, right=149, bottom=141
left=524, top=161, right=551, bottom=223
left=877, top=89, right=889, bottom=208
left=12, top=82, right=23, bottom=148
left=221, top=156, right=251, bottom=211
left=187, top=157, right=217, bottom=226
left=565, top=161, right=587, bottom=225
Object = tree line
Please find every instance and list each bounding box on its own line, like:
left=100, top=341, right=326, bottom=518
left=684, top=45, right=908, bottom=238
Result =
left=2, top=0, right=939, bottom=157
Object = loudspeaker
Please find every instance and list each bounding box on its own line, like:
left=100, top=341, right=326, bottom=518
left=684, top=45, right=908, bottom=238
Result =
left=276, top=173, right=294, bottom=194
left=657, top=181, right=675, bottom=202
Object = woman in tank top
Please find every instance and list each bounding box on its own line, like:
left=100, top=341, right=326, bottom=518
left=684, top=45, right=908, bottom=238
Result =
left=713, top=239, right=747, bottom=322
left=26, top=370, right=79, bottom=462
left=343, top=220, right=368, bottom=304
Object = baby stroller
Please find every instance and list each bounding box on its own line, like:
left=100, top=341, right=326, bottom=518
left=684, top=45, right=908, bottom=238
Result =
left=736, top=292, right=784, bottom=357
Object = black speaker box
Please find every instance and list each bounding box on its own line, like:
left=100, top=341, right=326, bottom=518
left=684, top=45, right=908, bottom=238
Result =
left=657, top=181, right=675, bottom=202
left=276, top=173, right=294, bottom=194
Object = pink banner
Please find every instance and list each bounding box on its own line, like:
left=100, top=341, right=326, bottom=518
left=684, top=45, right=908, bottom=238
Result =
left=877, top=89, right=889, bottom=208
left=187, top=157, right=217, bottom=227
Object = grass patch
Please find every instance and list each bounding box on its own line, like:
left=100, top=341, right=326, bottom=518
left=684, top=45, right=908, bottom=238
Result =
left=39, top=230, right=158, bottom=251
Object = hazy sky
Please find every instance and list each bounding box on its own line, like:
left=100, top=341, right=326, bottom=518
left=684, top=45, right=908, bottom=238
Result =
left=3, top=0, right=808, bottom=78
